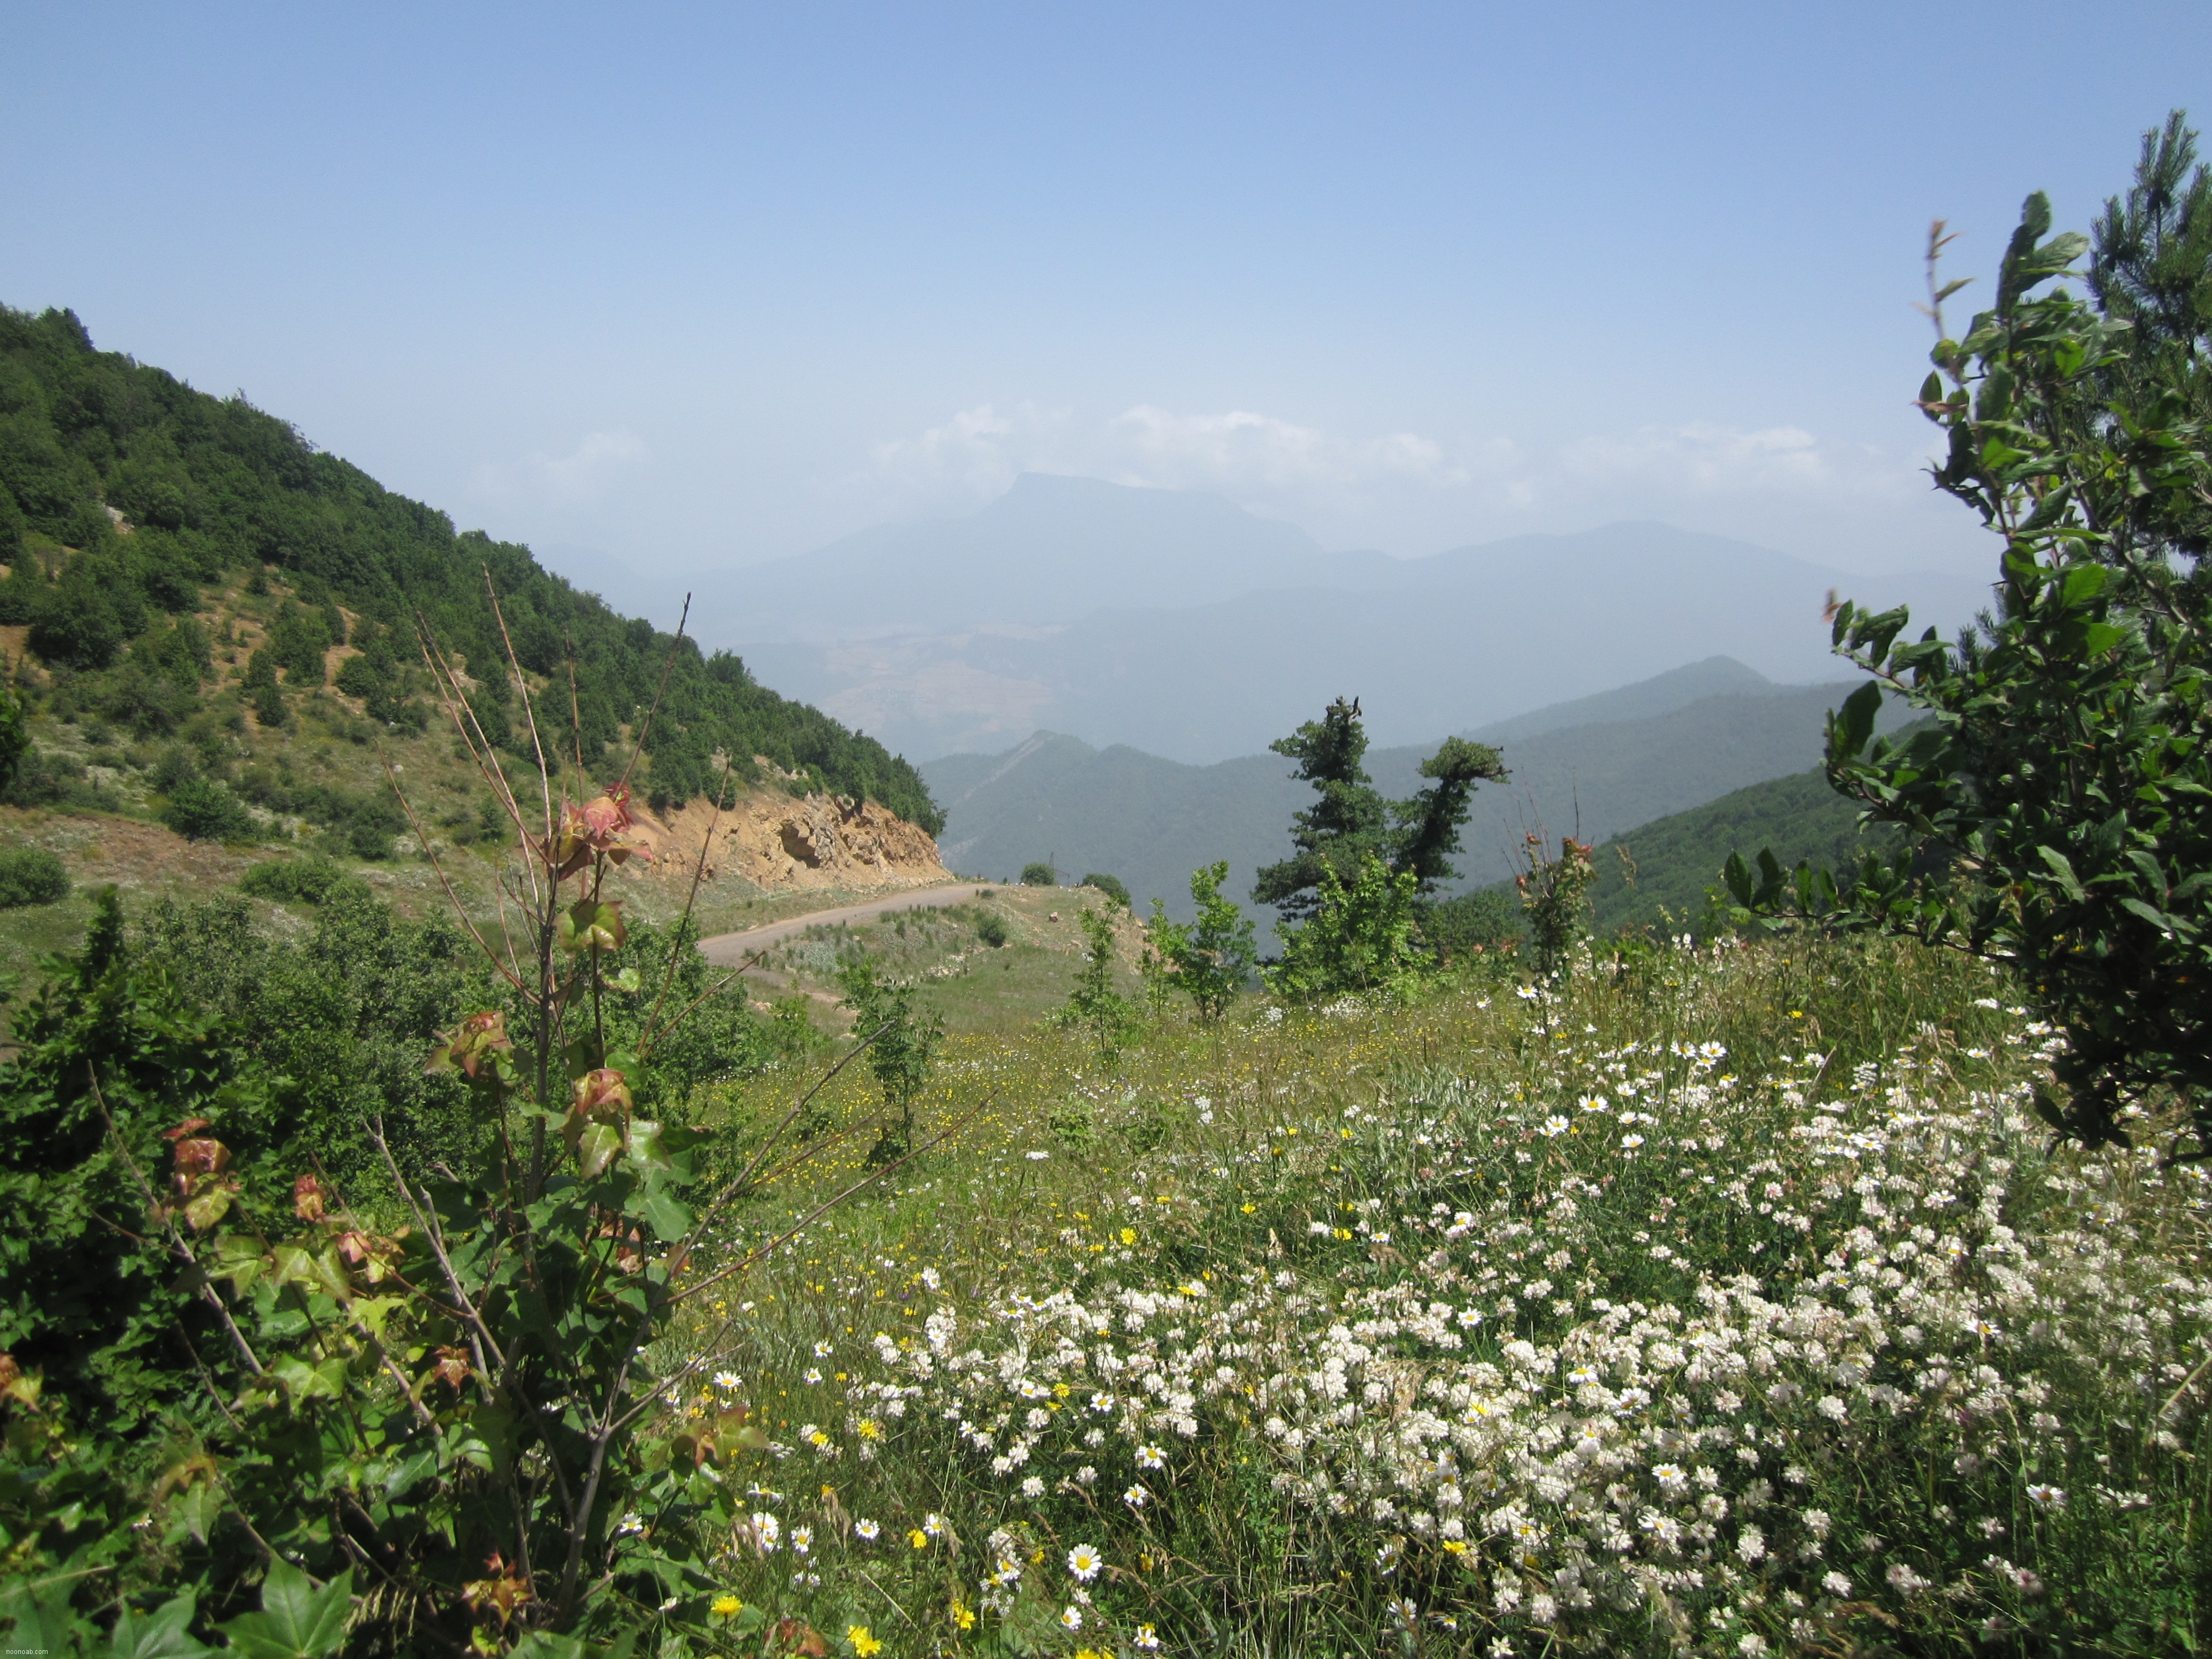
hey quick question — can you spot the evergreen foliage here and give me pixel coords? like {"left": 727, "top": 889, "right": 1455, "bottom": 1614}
{"left": 1254, "top": 697, "right": 1504, "bottom": 996}
{"left": 0, "top": 848, "right": 69, "bottom": 910}
{"left": 1251, "top": 697, "right": 1504, "bottom": 921}
{"left": 0, "top": 304, "right": 941, "bottom": 833}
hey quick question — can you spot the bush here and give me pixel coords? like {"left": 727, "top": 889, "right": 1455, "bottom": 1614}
{"left": 237, "top": 854, "right": 350, "bottom": 906}
{"left": 977, "top": 910, "right": 1009, "bottom": 948}
{"left": 1265, "top": 852, "right": 1425, "bottom": 1001}
{"left": 1421, "top": 886, "right": 1524, "bottom": 959}
{"left": 1081, "top": 871, "right": 1131, "bottom": 909}
{"left": 98, "top": 664, "right": 197, "bottom": 738}
{"left": 0, "top": 747, "right": 117, "bottom": 812}
{"left": 1144, "top": 860, "right": 1259, "bottom": 1021}
{"left": 159, "top": 775, "right": 253, "bottom": 842}
{"left": 0, "top": 847, "right": 69, "bottom": 908}
{"left": 345, "top": 795, "right": 406, "bottom": 859}
{"left": 1021, "top": 861, "right": 1057, "bottom": 886}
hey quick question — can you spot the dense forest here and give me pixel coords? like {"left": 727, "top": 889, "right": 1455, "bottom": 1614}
{"left": 0, "top": 304, "right": 942, "bottom": 832}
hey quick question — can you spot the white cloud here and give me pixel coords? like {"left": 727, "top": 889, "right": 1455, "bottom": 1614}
{"left": 868, "top": 402, "right": 1069, "bottom": 500}
{"left": 472, "top": 430, "right": 647, "bottom": 507}
{"left": 1103, "top": 405, "right": 1464, "bottom": 493}
{"left": 1552, "top": 421, "right": 1914, "bottom": 502}
{"left": 854, "top": 402, "right": 1948, "bottom": 562}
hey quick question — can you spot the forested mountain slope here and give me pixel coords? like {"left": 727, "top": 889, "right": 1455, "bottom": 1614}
{"left": 925, "top": 662, "right": 1888, "bottom": 920}
{"left": 0, "top": 304, "right": 940, "bottom": 832}
{"left": 1509, "top": 765, "right": 1900, "bottom": 936}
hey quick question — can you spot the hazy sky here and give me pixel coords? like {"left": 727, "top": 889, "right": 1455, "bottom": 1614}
{"left": 8, "top": 3, "right": 2206, "bottom": 609}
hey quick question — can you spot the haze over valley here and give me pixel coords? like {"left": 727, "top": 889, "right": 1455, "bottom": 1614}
{"left": 673, "top": 473, "right": 1990, "bottom": 765}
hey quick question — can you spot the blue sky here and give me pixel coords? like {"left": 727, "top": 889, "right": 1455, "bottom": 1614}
{"left": 7, "top": 2, "right": 2206, "bottom": 602}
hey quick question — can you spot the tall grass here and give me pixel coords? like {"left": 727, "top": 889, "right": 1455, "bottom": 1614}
{"left": 660, "top": 936, "right": 2212, "bottom": 1656}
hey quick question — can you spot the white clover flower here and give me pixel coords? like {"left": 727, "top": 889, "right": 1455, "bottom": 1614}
{"left": 1886, "top": 1562, "right": 1931, "bottom": 1593}
{"left": 1020, "top": 1476, "right": 1045, "bottom": 1498}
{"left": 1822, "top": 1570, "right": 1853, "bottom": 1595}
{"left": 1066, "top": 1543, "right": 1103, "bottom": 1581}
{"left": 1735, "top": 1524, "right": 1765, "bottom": 1563}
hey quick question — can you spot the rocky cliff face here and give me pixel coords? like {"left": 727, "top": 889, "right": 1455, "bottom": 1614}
{"left": 635, "top": 785, "right": 950, "bottom": 894}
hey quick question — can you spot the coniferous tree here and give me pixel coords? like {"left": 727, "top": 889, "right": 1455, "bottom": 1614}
{"left": 1253, "top": 698, "right": 1505, "bottom": 920}
{"left": 1251, "top": 697, "right": 1389, "bottom": 921}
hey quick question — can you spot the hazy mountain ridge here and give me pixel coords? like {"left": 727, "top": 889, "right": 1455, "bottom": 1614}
{"left": 720, "top": 479, "right": 1994, "bottom": 764}
{"left": 925, "top": 659, "right": 1895, "bottom": 924}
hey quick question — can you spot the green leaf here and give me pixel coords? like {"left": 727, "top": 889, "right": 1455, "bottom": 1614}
{"left": 1832, "top": 682, "right": 1881, "bottom": 760}
{"left": 170, "top": 1478, "right": 222, "bottom": 1547}
{"left": 0, "top": 1572, "right": 99, "bottom": 1657}
{"left": 2059, "top": 563, "right": 2109, "bottom": 607}
{"left": 625, "top": 1118, "right": 672, "bottom": 1175}
{"left": 1723, "top": 851, "right": 1754, "bottom": 908}
{"left": 641, "top": 1187, "right": 692, "bottom": 1244}
{"left": 2120, "top": 895, "right": 2174, "bottom": 932}
{"left": 506, "top": 1638, "right": 590, "bottom": 1659}
{"left": 108, "top": 1592, "right": 212, "bottom": 1658}
{"left": 578, "top": 1121, "right": 624, "bottom": 1180}
{"left": 559, "top": 896, "right": 628, "bottom": 955}
{"left": 2036, "top": 845, "right": 2086, "bottom": 902}
{"left": 218, "top": 1564, "right": 352, "bottom": 1659}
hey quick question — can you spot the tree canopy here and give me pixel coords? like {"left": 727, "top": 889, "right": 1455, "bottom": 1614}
{"left": 0, "top": 304, "right": 941, "bottom": 832}
{"left": 1739, "top": 111, "right": 2212, "bottom": 1155}
{"left": 1251, "top": 696, "right": 1504, "bottom": 921}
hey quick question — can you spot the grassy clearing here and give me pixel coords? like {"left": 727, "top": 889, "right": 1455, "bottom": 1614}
{"left": 652, "top": 936, "right": 2211, "bottom": 1657}
{"left": 748, "top": 890, "right": 1149, "bottom": 1035}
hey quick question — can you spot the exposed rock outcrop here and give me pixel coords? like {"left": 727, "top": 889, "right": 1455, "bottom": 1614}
{"left": 634, "top": 786, "right": 949, "bottom": 894}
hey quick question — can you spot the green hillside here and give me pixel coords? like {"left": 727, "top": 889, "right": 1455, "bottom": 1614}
{"left": 0, "top": 305, "right": 940, "bottom": 831}
{"left": 1578, "top": 764, "right": 1900, "bottom": 934}
{"left": 925, "top": 666, "right": 1887, "bottom": 920}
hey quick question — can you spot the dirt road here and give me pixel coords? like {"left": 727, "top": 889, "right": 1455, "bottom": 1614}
{"left": 697, "top": 883, "right": 997, "bottom": 967}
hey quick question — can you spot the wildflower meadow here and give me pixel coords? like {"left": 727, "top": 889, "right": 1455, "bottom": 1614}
{"left": 655, "top": 935, "right": 2212, "bottom": 1657}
